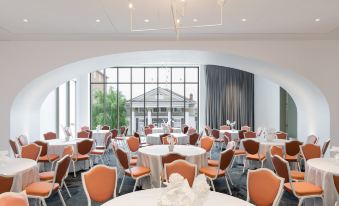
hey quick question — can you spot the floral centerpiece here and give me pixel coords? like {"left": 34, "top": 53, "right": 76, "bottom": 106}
{"left": 167, "top": 135, "right": 175, "bottom": 152}
{"left": 162, "top": 120, "right": 173, "bottom": 134}
{"left": 158, "top": 173, "right": 210, "bottom": 206}
{"left": 96, "top": 125, "right": 101, "bottom": 132}
{"left": 226, "top": 120, "right": 237, "bottom": 131}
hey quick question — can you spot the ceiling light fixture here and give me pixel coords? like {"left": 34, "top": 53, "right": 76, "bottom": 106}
{"left": 128, "top": 0, "right": 228, "bottom": 39}
{"left": 241, "top": 18, "right": 247, "bottom": 22}
{"left": 144, "top": 19, "right": 150, "bottom": 23}
{"left": 95, "top": 19, "right": 101, "bottom": 23}
{"left": 23, "top": 19, "right": 29, "bottom": 23}
{"left": 315, "top": 18, "right": 320, "bottom": 22}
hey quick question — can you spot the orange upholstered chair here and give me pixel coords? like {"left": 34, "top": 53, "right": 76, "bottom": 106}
{"left": 242, "top": 139, "right": 266, "bottom": 172}
{"left": 200, "top": 136, "right": 214, "bottom": 158}
{"left": 159, "top": 153, "right": 186, "bottom": 186}
{"left": 34, "top": 140, "right": 59, "bottom": 170}
{"left": 241, "top": 126, "right": 251, "bottom": 132}
{"left": 220, "top": 125, "right": 230, "bottom": 130}
{"left": 0, "top": 192, "right": 29, "bottom": 206}
{"left": 110, "top": 129, "right": 118, "bottom": 140}
{"left": 182, "top": 125, "right": 189, "bottom": 134}
{"left": 244, "top": 131, "right": 257, "bottom": 138}
{"left": 321, "top": 138, "right": 330, "bottom": 156}
{"left": 189, "top": 133, "right": 199, "bottom": 145}
{"left": 82, "top": 165, "right": 117, "bottom": 206}
{"left": 9, "top": 139, "right": 20, "bottom": 158}
{"left": 21, "top": 143, "right": 41, "bottom": 162}
{"left": 247, "top": 168, "right": 284, "bottom": 206}
{"left": 305, "top": 134, "right": 318, "bottom": 145}
{"left": 0, "top": 175, "right": 14, "bottom": 194}
{"left": 333, "top": 175, "right": 339, "bottom": 206}
{"left": 115, "top": 148, "right": 151, "bottom": 193}
{"left": 270, "top": 146, "right": 284, "bottom": 158}
{"left": 25, "top": 155, "right": 71, "bottom": 206}
{"left": 126, "top": 136, "right": 140, "bottom": 166}
{"left": 165, "top": 160, "right": 197, "bottom": 187}
{"left": 211, "top": 129, "right": 224, "bottom": 150}
{"left": 91, "top": 132, "right": 112, "bottom": 164}
{"left": 300, "top": 144, "right": 322, "bottom": 162}
{"left": 78, "top": 130, "right": 90, "bottom": 139}
{"left": 43, "top": 132, "right": 57, "bottom": 140}
{"left": 276, "top": 132, "right": 288, "bottom": 140}
{"left": 72, "top": 139, "right": 94, "bottom": 177}
{"left": 272, "top": 155, "right": 323, "bottom": 206}
{"left": 285, "top": 140, "right": 303, "bottom": 171}
{"left": 101, "top": 125, "right": 110, "bottom": 130}
{"left": 199, "top": 149, "right": 235, "bottom": 194}
{"left": 17, "top": 135, "right": 28, "bottom": 147}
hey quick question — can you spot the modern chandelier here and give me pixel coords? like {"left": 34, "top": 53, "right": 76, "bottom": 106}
{"left": 128, "top": 0, "right": 227, "bottom": 39}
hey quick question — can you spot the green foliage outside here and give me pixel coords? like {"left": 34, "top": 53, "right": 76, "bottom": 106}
{"left": 91, "top": 87, "right": 128, "bottom": 129}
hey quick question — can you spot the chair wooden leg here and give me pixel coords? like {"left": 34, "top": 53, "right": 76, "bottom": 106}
{"left": 58, "top": 189, "right": 66, "bottom": 206}
{"left": 119, "top": 175, "right": 125, "bottom": 194}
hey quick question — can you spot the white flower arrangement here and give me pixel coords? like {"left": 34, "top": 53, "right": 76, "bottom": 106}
{"left": 158, "top": 173, "right": 210, "bottom": 206}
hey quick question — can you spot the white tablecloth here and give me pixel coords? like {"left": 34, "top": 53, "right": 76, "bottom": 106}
{"left": 0, "top": 158, "right": 39, "bottom": 192}
{"left": 152, "top": 127, "right": 182, "bottom": 134}
{"left": 240, "top": 138, "right": 288, "bottom": 169}
{"left": 46, "top": 139, "right": 90, "bottom": 172}
{"left": 92, "top": 130, "right": 110, "bottom": 146}
{"left": 146, "top": 133, "right": 189, "bottom": 145}
{"left": 137, "top": 145, "right": 207, "bottom": 188}
{"left": 219, "top": 130, "right": 239, "bottom": 140}
{"left": 305, "top": 158, "right": 339, "bottom": 206}
{"left": 102, "top": 188, "right": 254, "bottom": 206}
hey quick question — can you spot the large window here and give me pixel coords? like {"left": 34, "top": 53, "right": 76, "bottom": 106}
{"left": 90, "top": 67, "right": 199, "bottom": 134}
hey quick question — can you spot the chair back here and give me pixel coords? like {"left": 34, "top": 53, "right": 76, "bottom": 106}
{"left": 81, "top": 126, "right": 90, "bottom": 131}
{"left": 103, "top": 132, "right": 112, "bottom": 150}
{"left": 0, "top": 192, "right": 29, "bottom": 206}
{"left": 211, "top": 129, "right": 220, "bottom": 139}
{"left": 241, "top": 126, "right": 251, "bottom": 132}
{"left": 244, "top": 131, "right": 256, "bottom": 138}
{"left": 333, "top": 175, "right": 339, "bottom": 196}
{"left": 161, "top": 153, "right": 186, "bottom": 166}
{"left": 182, "top": 125, "right": 189, "bottom": 134}
{"left": 162, "top": 136, "right": 178, "bottom": 145}
{"left": 17, "top": 135, "right": 27, "bottom": 147}
{"left": 62, "top": 145, "right": 74, "bottom": 157}
{"left": 275, "top": 132, "right": 287, "bottom": 140}
{"left": 43, "top": 132, "right": 57, "bottom": 140}
{"left": 243, "top": 139, "right": 260, "bottom": 155}
{"left": 322, "top": 138, "right": 330, "bottom": 156}
{"left": 78, "top": 131, "right": 90, "bottom": 139}
{"left": 21, "top": 143, "right": 41, "bottom": 161}
{"left": 76, "top": 139, "right": 93, "bottom": 155}
{"left": 127, "top": 136, "right": 140, "bottom": 153}
{"left": 271, "top": 155, "right": 291, "bottom": 183}
{"left": 111, "top": 129, "right": 118, "bottom": 138}
{"left": 84, "top": 130, "right": 93, "bottom": 139}
{"left": 219, "top": 149, "right": 235, "bottom": 171}
{"left": 120, "top": 127, "right": 126, "bottom": 135}
{"left": 9, "top": 139, "right": 19, "bottom": 157}
{"left": 270, "top": 146, "right": 283, "bottom": 158}
{"left": 124, "top": 128, "right": 129, "bottom": 136}
{"left": 204, "top": 127, "right": 211, "bottom": 136}
{"left": 164, "top": 160, "right": 197, "bottom": 187}
{"left": 220, "top": 125, "right": 230, "bottom": 130}
{"left": 247, "top": 168, "right": 284, "bottom": 206}
{"left": 144, "top": 127, "right": 152, "bottom": 136}
{"left": 285, "top": 140, "right": 303, "bottom": 156}
{"left": 224, "top": 132, "right": 232, "bottom": 142}
{"left": 238, "top": 130, "right": 246, "bottom": 140}
{"left": 34, "top": 140, "right": 48, "bottom": 156}
{"left": 101, "top": 125, "right": 110, "bottom": 130}
{"left": 306, "top": 134, "right": 318, "bottom": 145}
{"left": 54, "top": 155, "right": 71, "bottom": 185}
{"left": 189, "top": 133, "right": 199, "bottom": 145}
{"left": 199, "top": 136, "right": 214, "bottom": 152}
{"left": 115, "top": 148, "right": 129, "bottom": 170}
{"left": 82, "top": 165, "right": 117, "bottom": 204}
{"left": 133, "top": 132, "right": 140, "bottom": 138}
{"left": 300, "top": 144, "right": 321, "bottom": 161}
{"left": 0, "top": 175, "right": 14, "bottom": 194}
{"left": 187, "top": 127, "right": 196, "bottom": 135}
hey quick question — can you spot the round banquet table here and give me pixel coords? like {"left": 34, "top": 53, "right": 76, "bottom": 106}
{"left": 305, "top": 158, "right": 339, "bottom": 206}
{"left": 46, "top": 138, "right": 90, "bottom": 172}
{"left": 0, "top": 158, "right": 39, "bottom": 192}
{"left": 102, "top": 188, "right": 254, "bottom": 206}
{"left": 146, "top": 133, "right": 189, "bottom": 145}
{"left": 240, "top": 138, "right": 288, "bottom": 169}
{"left": 137, "top": 145, "right": 207, "bottom": 188}
{"left": 152, "top": 127, "right": 182, "bottom": 134}
{"left": 91, "top": 130, "right": 110, "bottom": 146}
{"left": 219, "top": 129, "right": 239, "bottom": 140}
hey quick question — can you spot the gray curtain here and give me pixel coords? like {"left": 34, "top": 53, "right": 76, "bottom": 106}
{"left": 205, "top": 65, "right": 254, "bottom": 130}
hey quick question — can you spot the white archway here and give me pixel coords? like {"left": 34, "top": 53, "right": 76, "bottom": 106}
{"left": 10, "top": 50, "right": 330, "bottom": 143}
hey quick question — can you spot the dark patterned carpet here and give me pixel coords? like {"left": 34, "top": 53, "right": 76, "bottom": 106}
{"left": 36, "top": 147, "right": 300, "bottom": 206}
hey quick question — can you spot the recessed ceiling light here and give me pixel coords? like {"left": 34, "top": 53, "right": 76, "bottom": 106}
{"left": 315, "top": 18, "right": 320, "bottom": 22}
{"left": 95, "top": 19, "right": 101, "bottom": 23}
{"left": 176, "top": 19, "right": 180, "bottom": 24}
{"left": 241, "top": 18, "right": 247, "bottom": 22}
{"left": 193, "top": 18, "right": 198, "bottom": 22}
{"left": 144, "top": 19, "right": 149, "bottom": 23}
{"left": 23, "top": 19, "right": 29, "bottom": 23}
{"left": 128, "top": 3, "right": 133, "bottom": 9}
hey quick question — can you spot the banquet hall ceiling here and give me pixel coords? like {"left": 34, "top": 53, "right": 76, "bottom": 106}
{"left": 0, "top": 0, "right": 339, "bottom": 40}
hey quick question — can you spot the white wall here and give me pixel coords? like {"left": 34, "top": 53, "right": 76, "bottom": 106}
{"left": 76, "top": 74, "right": 90, "bottom": 131}
{"left": 39, "top": 90, "right": 57, "bottom": 139}
{"left": 0, "top": 40, "right": 336, "bottom": 151}
{"left": 254, "top": 75, "right": 280, "bottom": 131}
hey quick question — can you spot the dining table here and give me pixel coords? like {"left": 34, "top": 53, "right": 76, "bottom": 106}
{"left": 146, "top": 133, "right": 189, "bottom": 145}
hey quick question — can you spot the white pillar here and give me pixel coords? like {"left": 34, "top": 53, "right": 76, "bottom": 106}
{"left": 148, "top": 110, "right": 152, "bottom": 125}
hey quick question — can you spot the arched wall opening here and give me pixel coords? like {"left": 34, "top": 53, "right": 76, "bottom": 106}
{"left": 10, "top": 50, "right": 330, "bottom": 144}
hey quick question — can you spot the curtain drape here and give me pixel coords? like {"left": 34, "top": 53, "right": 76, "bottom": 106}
{"left": 205, "top": 65, "right": 254, "bottom": 130}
